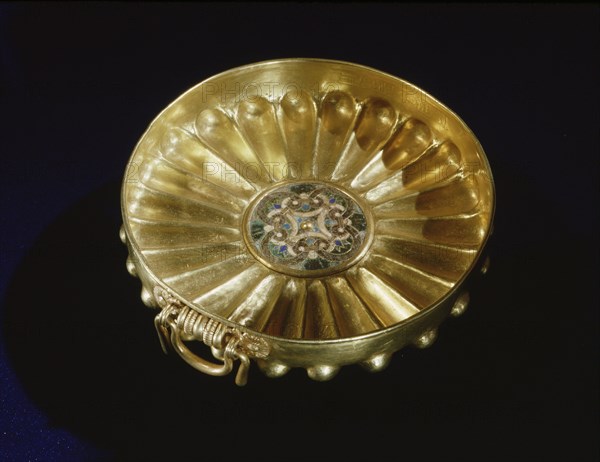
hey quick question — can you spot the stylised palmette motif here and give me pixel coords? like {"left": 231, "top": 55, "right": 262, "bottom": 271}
{"left": 249, "top": 183, "right": 368, "bottom": 271}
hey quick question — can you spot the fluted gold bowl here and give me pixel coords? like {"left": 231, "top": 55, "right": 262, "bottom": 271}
{"left": 120, "top": 58, "right": 494, "bottom": 385}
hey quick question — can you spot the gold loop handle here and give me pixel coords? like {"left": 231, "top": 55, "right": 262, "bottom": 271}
{"left": 152, "top": 291, "right": 264, "bottom": 386}
{"left": 170, "top": 329, "right": 235, "bottom": 377}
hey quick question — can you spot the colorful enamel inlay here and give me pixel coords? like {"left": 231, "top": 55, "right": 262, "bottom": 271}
{"left": 245, "top": 183, "right": 369, "bottom": 275}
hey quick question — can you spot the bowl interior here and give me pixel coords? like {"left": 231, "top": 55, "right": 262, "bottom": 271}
{"left": 122, "top": 59, "right": 494, "bottom": 342}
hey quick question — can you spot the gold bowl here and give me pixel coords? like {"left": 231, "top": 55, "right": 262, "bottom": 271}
{"left": 120, "top": 59, "right": 494, "bottom": 385}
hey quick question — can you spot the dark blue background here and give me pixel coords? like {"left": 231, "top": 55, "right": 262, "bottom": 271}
{"left": 1, "top": 4, "right": 597, "bottom": 461}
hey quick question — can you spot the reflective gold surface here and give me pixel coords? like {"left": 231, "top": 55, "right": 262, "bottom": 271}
{"left": 121, "top": 59, "right": 494, "bottom": 383}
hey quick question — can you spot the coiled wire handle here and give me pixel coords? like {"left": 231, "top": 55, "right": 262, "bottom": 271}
{"left": 153, "top": 287, "right": 267, "bottom": 386}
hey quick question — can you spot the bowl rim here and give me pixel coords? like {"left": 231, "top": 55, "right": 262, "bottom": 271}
{"left": 121, "top": 57, "right": 496, "bottom": 345}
